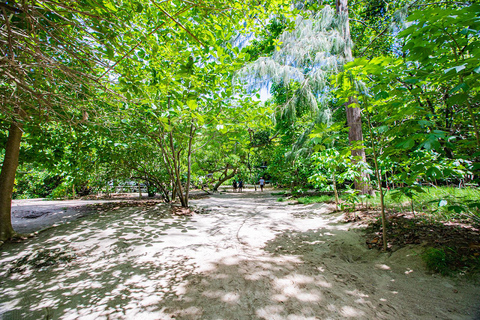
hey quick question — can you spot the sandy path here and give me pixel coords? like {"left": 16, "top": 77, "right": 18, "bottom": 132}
{"left": 11, "top": 198, "right": 126, "bottom": 234}
{"left": 0, "top": 191, "right": 479, "bottom": 319}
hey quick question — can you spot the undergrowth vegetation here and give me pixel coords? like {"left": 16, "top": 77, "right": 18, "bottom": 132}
{"left": 365, "top": 216, "right": 480, "bottom": 276}
{"left": 293, "top": 186, "right": 480, "bottom": 223}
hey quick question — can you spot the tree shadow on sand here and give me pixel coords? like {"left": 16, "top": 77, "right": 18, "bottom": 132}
{"left": 1, "top": 196, "right": 479, "bottom": 320}
{"left": 158, "top": 228, "right": 480, "bottom": 320}
{"left": 0, "top": 205, "right": 199, "bottom": 320}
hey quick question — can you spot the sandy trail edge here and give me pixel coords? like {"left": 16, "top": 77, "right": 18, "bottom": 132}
{"left": 10, "top": 198, "right": 131, "bottom": 234}
{"left": 0, "top": 191, "right": 479, "bottom": 319}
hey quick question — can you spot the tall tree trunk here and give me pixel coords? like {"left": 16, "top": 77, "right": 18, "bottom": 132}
{"left": 0, "top": 120, "right": 23, "bottom": 241}
{"left": 336, "top": 0, "right": 369, "bottom": 194}
{"left": 346, "top": 96, "right": 368, "bottom": 194}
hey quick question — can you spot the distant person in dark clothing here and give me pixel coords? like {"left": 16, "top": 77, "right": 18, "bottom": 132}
{"left": 233, "top": 180, "right": 237, "bottom": 192}
{"left": 238, "top": 180, "right": 243, "bottom": 192}
{"left": 259, "top": 177, "right": 265, "bottom": 191}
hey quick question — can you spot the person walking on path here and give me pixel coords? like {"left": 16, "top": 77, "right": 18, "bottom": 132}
{"left": 238, "top": 180, "right": 243, "bottom": 193}
{"left": 259, "top": 177, "right": 265, "bottom": 192}
{"left": 232, "top": 180, "right": 237, "bottom": 192}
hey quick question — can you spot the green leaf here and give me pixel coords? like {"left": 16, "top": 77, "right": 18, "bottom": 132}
{"left": 106, "top": 46, "right": 114, "bottom": 60}
{"left": 104, "top": 2, "right": 117, "bottom": 11}
{"left": 446, "top": 93, "right": 469, "bottom": 105}
{"left": 187, "top": 100, "right": 197, "bottom": 110}
{"left": 418, "top": 120, "right": 433, "bottom": 127}
{"left": 163, "top": 123, "right": 172, "bottom": 132}
{"left": 404, "top": 78, "right": 421, "bottom": 84}
{"left": 401, "top": 139, "right": 415, "bottom": 149}
{"left": 447, "top": 205, "right": 465, "bottom": 213}
{"left": 135, "top": 2, "right": 143, "bottom": 13}
{"left": 449, "top": 83, "right": 468, "bottom": 94}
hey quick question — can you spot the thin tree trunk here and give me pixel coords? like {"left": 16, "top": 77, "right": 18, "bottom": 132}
{"left": 168, "top": 128, "right": 186, "bottom": 207}
{"left": 184, "top": 124, "right": 195, "bottom": 207}
{"left": 247, "top": 152, "right": 257, "bottom": 191}
{"left": 152, "top": 98, "right": 183, "bottom": 205}
{"left": 345, "top": 97, "right": 368, "bottom": 193}
{"left": 153, "top": 133, "right": 177, "bottom": 202}
{"left": 467, "top": 103, "right": 480, "bottom": 148}
{"left": 0, "top": 120, "right": 23, "bottom": 241}
{"left": 171, "top": 181, "right": 177, "bottom": 202}
{"left": 336, "top": 0, "right": 369, "bottom": 195}
{"left": 366, "top": 109, "right": 388, "bottom": 251}
{"left": 332, "top": 171, "right": 339, "bottom": 211}
{"left": 153, "top": 124, "right": 184, "bottom": 206}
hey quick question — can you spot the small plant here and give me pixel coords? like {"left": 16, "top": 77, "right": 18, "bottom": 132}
{"left": 277, "top": 197, "right": 284, "bottom": 202}
{"left": 309, "top": 148, "right": 370, "bottom": 210}
{"left": 390, "top": 185, "right": 425, "bottom": 216}
{"left": 422, "top": 247, "right": 450, "bottom": 275}
{"left": 340, "top": 189, "right": 360, "bottom": 212}
{"left": 291, "top": 187, "right": 308, "bottom": 197}
{"left": 431, "top": 196, "right": 480, "bottom": 223}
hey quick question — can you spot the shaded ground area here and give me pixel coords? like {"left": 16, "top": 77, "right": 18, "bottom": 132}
{"left": 1, "top": 191, "right": 480, "bottom": 319}
{"left": 11, "top": 198, "right": 126, "bottom": 234}
{"left": 11, "top": 192, "right": 207, "bottom": 235}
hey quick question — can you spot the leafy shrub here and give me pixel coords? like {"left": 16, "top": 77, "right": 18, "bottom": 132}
{"left": 14, "top": 169, "right": 62, "bottom": 199}
{"left": 49, "top": 181, "right": 72, "bottom": 199}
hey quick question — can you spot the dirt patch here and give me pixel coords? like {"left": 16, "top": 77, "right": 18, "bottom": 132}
{"left": 364, "top": 214, "right": 480, "bottom": 274}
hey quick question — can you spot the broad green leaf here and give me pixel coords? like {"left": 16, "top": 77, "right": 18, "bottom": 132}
{"left": 187, "top": 100, "right": 197, "bottom": 110}
{"left": 449, "top": 83, "right": 468, "bottom": 94}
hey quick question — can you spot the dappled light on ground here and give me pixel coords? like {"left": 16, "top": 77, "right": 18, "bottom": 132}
{"left": 1, "top": 192, "right": 479, "bottom": 319}
{"left": 1, "top": 204, "right": 196, "bottom": 319}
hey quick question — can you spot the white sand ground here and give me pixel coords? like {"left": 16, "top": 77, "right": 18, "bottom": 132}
{"left": 0, "top": 191, "right": 479, "bottom": 319}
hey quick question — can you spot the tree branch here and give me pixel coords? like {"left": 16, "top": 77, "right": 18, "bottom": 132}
{"left": 151, "top": 0, "right": 206, "bottom": 48}
{"left": 98, "top": 6, "right": 192, "bottom": 80}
